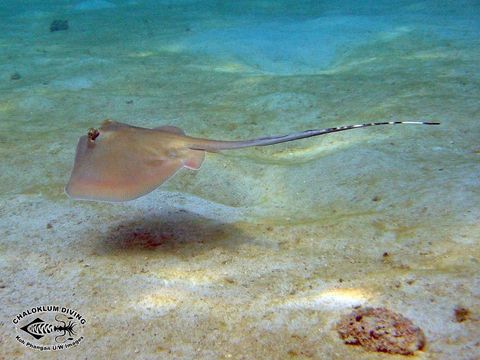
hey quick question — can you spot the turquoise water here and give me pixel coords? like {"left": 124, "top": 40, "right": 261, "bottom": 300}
{"left": 1, "top": 1, "right": 479, "bottom": 359}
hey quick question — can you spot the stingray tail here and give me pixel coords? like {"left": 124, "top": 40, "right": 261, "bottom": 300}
{"left": 188, "top": 121, "right": 440, "bottom": 151}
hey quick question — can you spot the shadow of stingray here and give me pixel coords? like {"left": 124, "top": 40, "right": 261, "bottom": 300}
{"left": 94, "top": 208, "right": 249, "bottom": 257}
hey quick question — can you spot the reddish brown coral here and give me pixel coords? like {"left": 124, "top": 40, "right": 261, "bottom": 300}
{"left": 336, "top": 307, "right": 426, "bottom": 355}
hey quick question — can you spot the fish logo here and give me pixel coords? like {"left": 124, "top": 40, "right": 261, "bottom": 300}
{"left": 20, "top": 315, "right": 77, "bottom": 342}
{"left": 13, "top": 305, "right": 86, "bottom": 352}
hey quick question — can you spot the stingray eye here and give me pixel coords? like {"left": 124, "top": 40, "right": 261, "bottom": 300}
{"left": 87, "top": 128, "right": 100, "bottom": 142}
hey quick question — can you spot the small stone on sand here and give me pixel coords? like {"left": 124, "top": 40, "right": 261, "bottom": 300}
{"left": 454, "top": 306, "right": 471, "bottom": 322}
{"left": 50, "top": 19, "right": 69, "bottom": 32}
{"left": 10, "top": 72, "right": 21, "bottom": 80}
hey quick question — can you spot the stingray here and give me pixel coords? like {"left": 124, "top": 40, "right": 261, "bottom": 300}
{"left": 66, "top": 119, "right": 439, "bottom": 202}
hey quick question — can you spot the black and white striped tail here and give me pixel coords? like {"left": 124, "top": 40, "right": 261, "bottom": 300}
{"left": 312, "top": 121, "right": 440, "bottom": 135}
{"left": 244, "top": 121, "right": 440, "bottom": 148}
{"left": 193, "top": 121, "right": 440, "bottom": 151}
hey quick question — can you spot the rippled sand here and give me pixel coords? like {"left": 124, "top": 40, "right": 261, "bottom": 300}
{"left": 1, "top": 1, "right": 479, "bottom": 359}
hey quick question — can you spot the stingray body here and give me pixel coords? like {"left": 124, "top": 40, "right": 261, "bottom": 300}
{"left": 66, "top": 119, "right": 439, "bottom": 202}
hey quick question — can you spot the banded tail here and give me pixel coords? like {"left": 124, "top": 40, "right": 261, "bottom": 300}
{"left": 188, "top": 121, "right": 440, "bottom": 151}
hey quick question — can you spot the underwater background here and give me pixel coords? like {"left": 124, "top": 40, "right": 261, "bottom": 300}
{"left": 1, "top": 0, "right": 479, "bottom": 358}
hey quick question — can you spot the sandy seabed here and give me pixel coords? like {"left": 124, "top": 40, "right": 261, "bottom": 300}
{"left": 1, "top": 1, "right": 479, "bottom": 359}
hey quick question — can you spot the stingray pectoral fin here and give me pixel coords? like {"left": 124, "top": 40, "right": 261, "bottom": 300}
{"left": 65, "top": 135, "right": 183, "bottom": 202}
{"left": 183, "top": 149, "right": 205, "bottom": 170}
